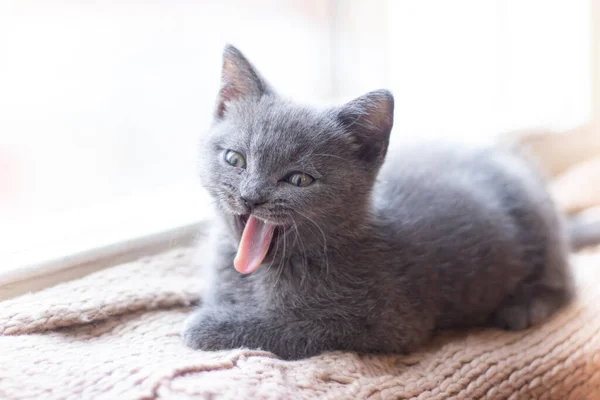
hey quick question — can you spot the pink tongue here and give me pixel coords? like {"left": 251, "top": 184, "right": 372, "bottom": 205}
{"left": 234, "top": 215, "right": 275, "bottom": 274}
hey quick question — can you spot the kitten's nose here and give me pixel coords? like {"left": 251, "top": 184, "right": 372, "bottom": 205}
{"left": 240, "top": 195, "right": 267, "bottom": 209}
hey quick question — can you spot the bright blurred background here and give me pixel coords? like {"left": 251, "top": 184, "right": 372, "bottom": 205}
{"left": 0, "top": 0, "right": 597, "bottom": 270}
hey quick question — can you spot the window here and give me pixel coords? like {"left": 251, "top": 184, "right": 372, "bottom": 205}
{"left": 0, "top": 1, "right": 334, "bottom": 286}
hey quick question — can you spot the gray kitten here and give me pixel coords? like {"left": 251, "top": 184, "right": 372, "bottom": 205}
{"left": 182, "top": 45, "right": 595, "bottom": 360}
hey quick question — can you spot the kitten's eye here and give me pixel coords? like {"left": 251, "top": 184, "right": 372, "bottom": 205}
{"left": 224, "top": 150, "right": 246, "bottom": 168}
{"left": 286, "top": 172, "right": 315, "bottom": 187}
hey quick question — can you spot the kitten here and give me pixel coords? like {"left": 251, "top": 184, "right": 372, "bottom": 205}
{"left": 182, "top": 45, "right": 587, "bottom": 360}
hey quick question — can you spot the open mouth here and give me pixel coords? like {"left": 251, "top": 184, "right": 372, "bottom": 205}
{"left": 237, "top": 215, "right": 288, "bottom": 247}
{"left": 233, "top": 214, "right": 290, "bottom": 274}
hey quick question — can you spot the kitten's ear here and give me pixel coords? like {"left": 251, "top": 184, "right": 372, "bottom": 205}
{"left": 215, "top": 45, "right": 273, "bottom": 119}
{"left": 337, "top": 90, "right": 394, "bottom": 163}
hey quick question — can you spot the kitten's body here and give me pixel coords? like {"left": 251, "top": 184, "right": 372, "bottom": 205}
{"left": 183, "top": 46, "right": 574, "bottom": 360}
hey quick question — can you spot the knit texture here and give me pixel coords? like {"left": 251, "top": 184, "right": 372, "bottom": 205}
{"left": 1, "top": 247, "right": 599, "bottom": 399}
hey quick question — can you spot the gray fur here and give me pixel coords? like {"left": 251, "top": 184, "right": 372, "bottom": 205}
{"left": 182, "top": 45, "right": 576, "bottom": 360}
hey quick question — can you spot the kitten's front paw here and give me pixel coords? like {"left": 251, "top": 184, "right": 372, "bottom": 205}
{"left": 181, "top": 309, "right": 234, "bottom": 351}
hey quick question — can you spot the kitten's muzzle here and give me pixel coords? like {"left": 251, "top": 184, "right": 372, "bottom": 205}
{"left": 240, "top": 196, "right": 267, "bottom": 210}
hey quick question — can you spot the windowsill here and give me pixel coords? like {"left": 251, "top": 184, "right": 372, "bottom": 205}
{"left": 0, "top": 184, "right": 211, "bottom": 300}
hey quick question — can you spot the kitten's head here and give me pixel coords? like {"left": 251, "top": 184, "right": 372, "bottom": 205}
{"left": 200, "top": 45, "right": 394, "bottom": 273}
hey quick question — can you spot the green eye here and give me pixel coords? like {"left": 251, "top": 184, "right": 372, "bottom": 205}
{"left": 224, "top": 150, "right": 246, "bottom": 168}
{"left": 286, "top": 172, "right": 315, "bottom": 187}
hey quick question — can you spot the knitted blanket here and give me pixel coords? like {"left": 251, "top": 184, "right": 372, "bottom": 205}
{"left": 1, "top": 247, "right": 599, "bottom": 400}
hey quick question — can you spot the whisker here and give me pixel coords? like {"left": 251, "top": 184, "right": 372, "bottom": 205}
{"left": 265, "top": 230, "right": 281, "bottom": 275}
{"left": 274, "top": 228, "right": 287, "bottom": 287}
{"left": 296, "top": 211, "right": 330, "bottom": 277}
{"left": 289, "top": 213, "right": 309, "bottom": 285}
{"left": 268, "top": 203, "right": 293, "bottom": 208}
{"left": 267, "top": 207, "right": 294, "bottom": 214}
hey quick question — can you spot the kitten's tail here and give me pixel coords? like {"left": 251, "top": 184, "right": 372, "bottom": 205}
{"left": 498, "top": 134, "right": 600, "bottom": 251}
{"left": 567, "top": 216, "right": 600, "bottom": 251}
